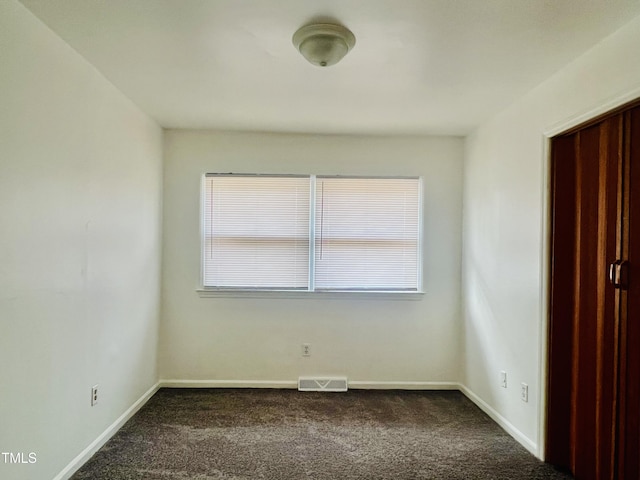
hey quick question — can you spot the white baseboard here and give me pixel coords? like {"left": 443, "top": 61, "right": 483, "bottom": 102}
{"left": 458, "top": 384, "right": 538, "bottom": 456}
{"left": 53, "top": 382, "right": 160, "bottom": 480}
{"left": 160, "top": 379, "right": 298, "bottom": 389}
{"left": 160, "top": 379, "right": 460, "bottom": 391}
{"left": 348, "top": 381, "right": 460, "bottom": 390}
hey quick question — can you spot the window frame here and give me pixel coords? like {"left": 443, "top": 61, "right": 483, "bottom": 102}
{"left": 198, "top": 173, "right": 424, "bottom": 298}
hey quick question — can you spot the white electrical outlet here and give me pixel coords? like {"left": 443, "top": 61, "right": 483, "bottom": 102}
{"left": 521, "top": 383, "right": 528, "bottom": 402}
{"left": 500, "top": 371, "right": 507, "bottom": 388}
{"left": 91, "top": 385, "right": 98, "bottom": 406}
{"left": 302, "top": 343, "right": 311, "bottom": 357}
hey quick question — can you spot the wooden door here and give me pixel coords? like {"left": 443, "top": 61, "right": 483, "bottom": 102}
{"left": 547, "top": 104, "right": 640, "bottom": 479}
{"left": 617, "top": 106, "right": 640, "bottom": 480}
{"left": 547, "top": 114, "right": 623, "bottom": 480}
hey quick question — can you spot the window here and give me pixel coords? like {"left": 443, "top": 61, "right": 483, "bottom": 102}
{"left": 202, "top": 174, "right": 421, "bottom": 293}
{"left": 203, "top": 175, "right": 310, "bottom": 289}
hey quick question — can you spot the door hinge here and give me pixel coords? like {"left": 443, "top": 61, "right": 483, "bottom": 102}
{"left": 609, "top": 260, "right": 629, "bottom": 289}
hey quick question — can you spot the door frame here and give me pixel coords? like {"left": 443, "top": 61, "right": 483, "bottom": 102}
{"left": 539, "top": 92, "right": 640, "bottom": 461}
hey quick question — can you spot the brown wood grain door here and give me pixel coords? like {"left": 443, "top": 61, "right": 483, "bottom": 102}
{"left": 617, "top": 106, "right": 640, "bottom": 480}
{"left": 547, "top": 115, "right": 622, "bottom": 480}
{"left": 546, "top": 103, "right": 640, "bottom": 479}
{"left": 572, "top": 117, "right": 622, "bottom": 480}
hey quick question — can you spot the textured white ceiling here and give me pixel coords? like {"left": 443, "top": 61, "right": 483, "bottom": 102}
{"left": 19, "top": 0, "right": 640, "bottom": 134}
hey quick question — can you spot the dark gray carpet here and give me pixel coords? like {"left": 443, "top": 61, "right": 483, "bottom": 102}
{"left": 72, "top": 389, "right": 573, "bottom": 479}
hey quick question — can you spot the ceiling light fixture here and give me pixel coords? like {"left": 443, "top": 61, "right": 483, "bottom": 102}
{"left": 292, "top": 23, "right": 355, "bottom": 67}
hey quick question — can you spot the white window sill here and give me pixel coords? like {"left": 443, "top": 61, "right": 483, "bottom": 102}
{"left": 196, "top": 289, "right": 425, "bottom": 300}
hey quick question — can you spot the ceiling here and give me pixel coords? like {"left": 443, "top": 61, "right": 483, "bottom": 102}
{"left": 19, "top": 0, "right": 640, "bottom": 135}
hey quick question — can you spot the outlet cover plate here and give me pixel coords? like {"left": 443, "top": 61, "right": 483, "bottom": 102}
{"left": 91, "top": 385, "right": 98, "bottom": 406}
{"left": 521, "top": 383, "right": 528, "bottom": 402}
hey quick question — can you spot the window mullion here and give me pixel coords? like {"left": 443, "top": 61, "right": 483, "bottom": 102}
{"left": 308, "top": 175, "right": 316, "bottom": 292}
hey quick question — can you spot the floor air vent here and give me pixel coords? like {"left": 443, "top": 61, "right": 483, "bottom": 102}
{"left": 298, "top": 377, "right": 348, "bottom": 392}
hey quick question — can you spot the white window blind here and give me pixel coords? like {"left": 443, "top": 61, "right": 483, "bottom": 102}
{"left": 314, "top": 177, "right": 420, "bottom": 291}
{"left": 202, "top": 174, "right": 421, "bottom": 292}
{"left": 203, "top": 175, "right": 310, "bottom": 289}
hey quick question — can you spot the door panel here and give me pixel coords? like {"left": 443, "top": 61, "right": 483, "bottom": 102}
{"left": 547, "top": 115, "right": 623, "bottom": 480}
{"left": 571, "top": 119, "right": 621, "bottom": 480}
{"left": 570, "top": 124, "right": 602, "bottom": 478}
{"left": 618, "top": 106, "right": 640, "bottom": 480}
{"left": 546, "top": 134, "right": 577, "bottom": 469}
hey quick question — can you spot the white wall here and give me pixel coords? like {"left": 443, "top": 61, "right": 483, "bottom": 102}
{"left": 0, "top": 2, "right": 163, "bottom": 479}
{"left": 462, "top": 14, "right": 640, "bottom": 456}
{"left": 161, "top": 131, "right": 463, "bottom": 386}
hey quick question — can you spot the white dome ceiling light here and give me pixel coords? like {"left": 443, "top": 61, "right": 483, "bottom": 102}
{"left": 292, "top": 23, "right": 356, "bottom": 67}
